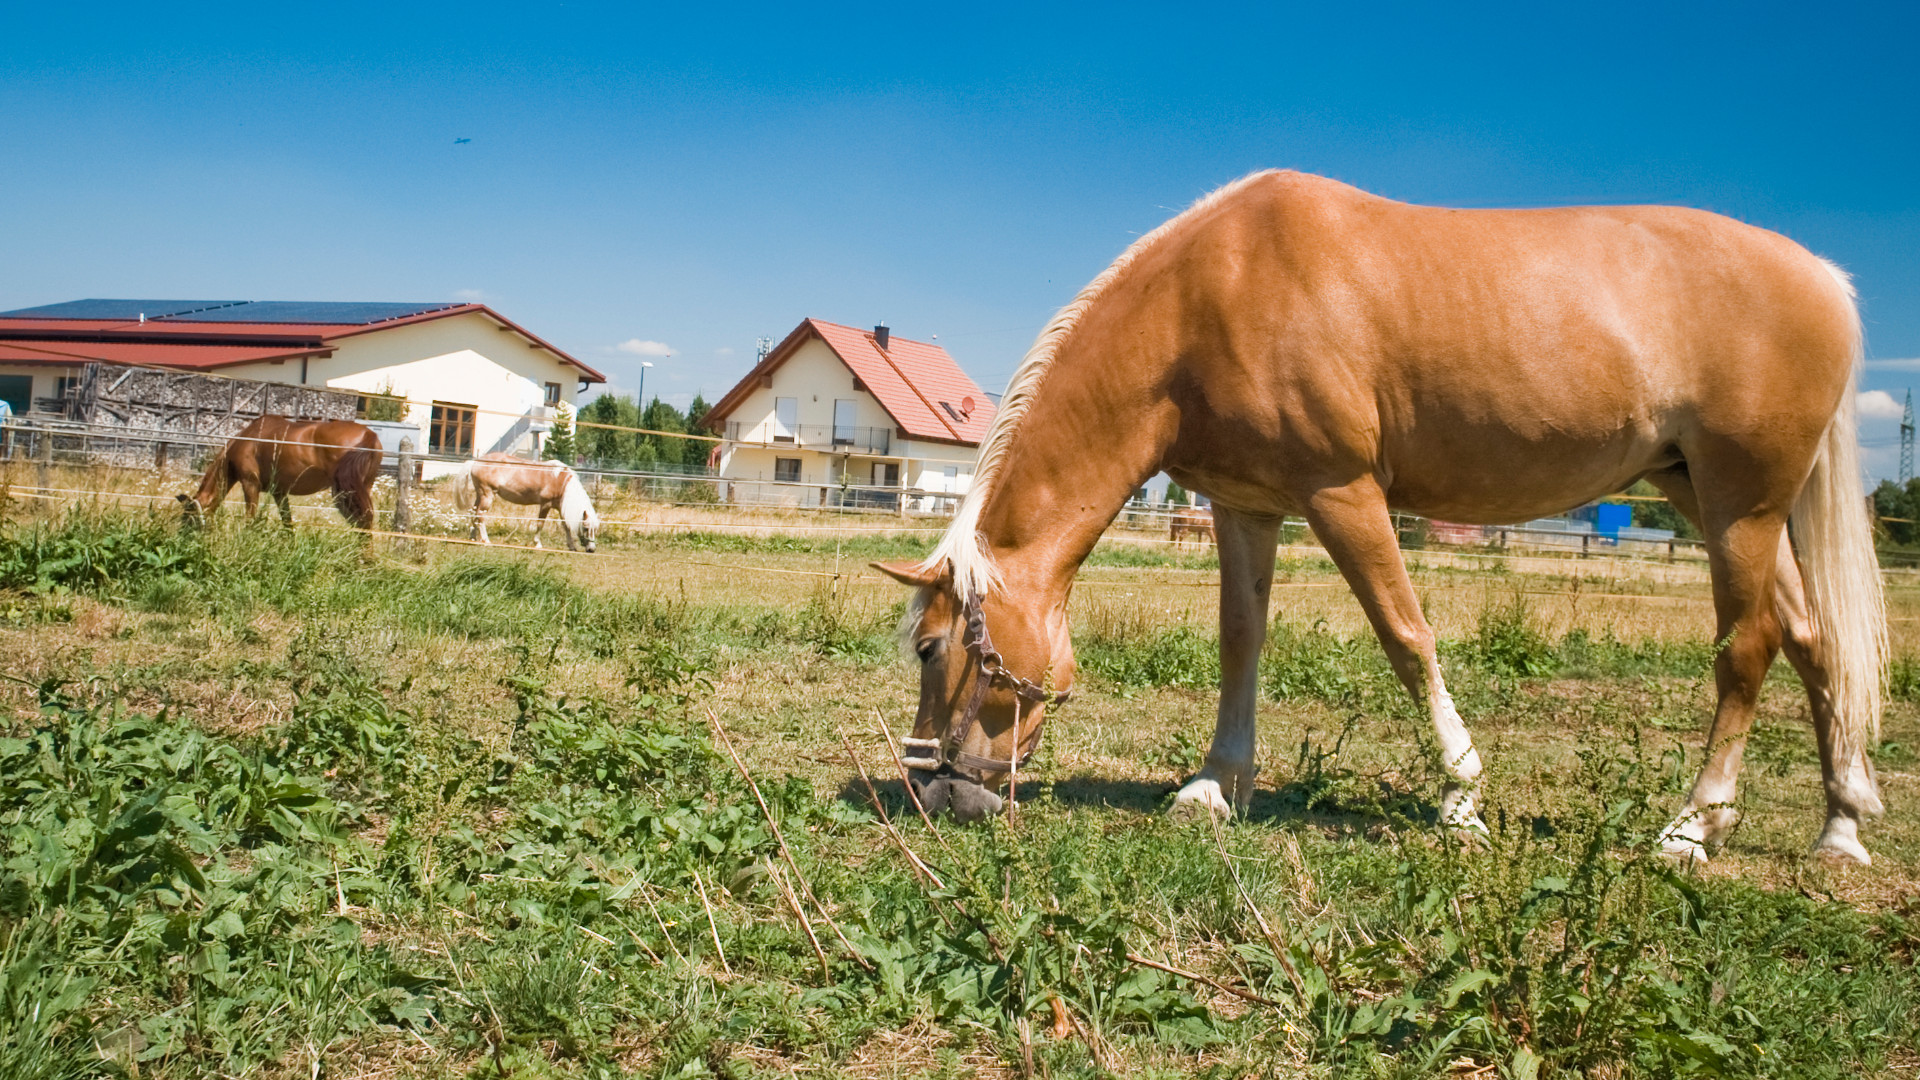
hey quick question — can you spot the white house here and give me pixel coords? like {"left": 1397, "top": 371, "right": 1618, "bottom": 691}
{"left": 0, "top": 299, "right": 605, "bottom": 469}
{"left": 702, "top": 319, "right": 994, "bottom": 510}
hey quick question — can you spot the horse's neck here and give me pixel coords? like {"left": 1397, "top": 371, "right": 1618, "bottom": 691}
{"left": 975, "top": 327, "right": 1177, "bottom": 598}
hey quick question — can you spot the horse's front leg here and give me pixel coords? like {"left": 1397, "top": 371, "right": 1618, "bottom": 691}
{"left": 241, "top": 481, "right": 262, "bottom": 520}
{"left": 533, "top": 504, "right": 552, "bottom": 549}
{"left": 1174, "top": 508, "right": 1282, "bottom": 818}
{"left": 1305, "top": 481, "right": 1486, "bottom": 833}
{"left": 275, "top": 492, "right": 293, "bottom": 527}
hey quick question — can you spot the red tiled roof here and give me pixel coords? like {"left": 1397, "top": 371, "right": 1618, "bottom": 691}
{"left": 704, "top": 319, "right": 995, "bottom": 446}
{"left": 0, "top": 304, "right": 606, "bottom": 382}
{"left": 0, "top": 339, "right": 327, "bottom": 368}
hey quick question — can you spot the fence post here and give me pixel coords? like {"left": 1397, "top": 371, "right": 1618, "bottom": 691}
{"left": 393, "top": 437, "right": 414, "bottom": 544}
{"left": 1581, "top": 533, "right": 1591, "bottom": 558}
{"left": 154, "top": 440, "right": 168, "bottom": 476}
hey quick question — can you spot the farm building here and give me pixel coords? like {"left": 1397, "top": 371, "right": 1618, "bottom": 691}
{"left": 0, "top": 299, "right": 605, "bottom": 465}
{"left": 702, "top": 319, "right": 994, "bottom": 509}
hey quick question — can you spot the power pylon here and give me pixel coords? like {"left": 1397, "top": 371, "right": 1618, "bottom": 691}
{"left": 1902, "top": 389, "right": 1915, "bottom": 485}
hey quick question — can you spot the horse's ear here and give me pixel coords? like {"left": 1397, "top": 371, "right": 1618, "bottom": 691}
{"left": 871, "top": 560, "right": 945, "bottom": 588}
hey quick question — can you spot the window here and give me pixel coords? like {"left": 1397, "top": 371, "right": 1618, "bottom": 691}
{"left": 871, "top": 462, "right": 899, "bottom": 487}
{"left": 0, "top": 375, "right": 30, "bottom": 414}
{"left": 430, "top": 401, "right": 477, "bottom": 456}
{"left": 543, "top": 382, "right": 562, "bottom": 407}
{"left": 833, "top": 399, "right": 857, "bottom": 445}
{"left": 773, "top": 397, "right": 797, "bottom": 442}
{"left": 54, "top": 376, "right": 80, "bottom": 401}
{"left": 942, "top": 465, "right": 959, "bottom": 492}
{"left": 774, "top": 457, "right": 801, "bottom": 483}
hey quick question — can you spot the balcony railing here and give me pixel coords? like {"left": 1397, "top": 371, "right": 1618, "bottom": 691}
{"left": 725, "top": 421, "right": 891, "bottom": 455}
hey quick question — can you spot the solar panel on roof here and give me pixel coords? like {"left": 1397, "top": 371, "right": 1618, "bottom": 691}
{"left": 0, "top": 299, "right": 467, "bottom": 324}
{"left": 167, "top": 301, "right": 463, "bottom": 325}
{"left": 0, "top": 300, "right": 247, "bottom": 320}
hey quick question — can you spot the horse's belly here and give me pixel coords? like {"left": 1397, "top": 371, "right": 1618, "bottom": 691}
{"left": 1383, "top": 428, "right": 1673, "bottom": 524}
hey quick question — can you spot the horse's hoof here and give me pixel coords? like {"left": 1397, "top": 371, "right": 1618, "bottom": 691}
{"left": 1811, "top": 819, "right": 1873, "bottom": 866}
{"left": 1171, "top": 777, "right": 1234, "bottom": 821}
{"left": 1446, "top": 816, "right": 1490, "bottom": 845}
{"left": 1659, "top": 834, "right": 1711, "bottom": 868}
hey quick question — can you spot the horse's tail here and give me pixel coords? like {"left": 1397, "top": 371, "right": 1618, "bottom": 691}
{"left": 449, "top": 459, "right": 478, "bottom": 512}
{"left": 1791, "top": 272, "right": 1887, "bottom": 774}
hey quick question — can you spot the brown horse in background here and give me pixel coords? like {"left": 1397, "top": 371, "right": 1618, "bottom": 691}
{"left": 178, "top": 415, "right": 382, "bottom": 529}
{"left": 1169, "top": 505, "right": 1214, "bottom": 547}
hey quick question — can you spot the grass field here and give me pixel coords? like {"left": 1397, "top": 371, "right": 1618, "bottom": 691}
{"left": 2, "top": 501, "right": 1918, "bottom": 1078}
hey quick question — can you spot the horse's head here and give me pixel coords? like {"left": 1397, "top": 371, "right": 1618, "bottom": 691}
{"left": 873, "top": 558, "right": 1075, "bottom": 822}
{"left": 561, "top": 474, "right": 599, "bottom": 553}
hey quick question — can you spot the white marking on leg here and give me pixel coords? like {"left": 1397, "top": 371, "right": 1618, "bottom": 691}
{"left": 1172, "top": 777, "right": 1233, "bottom": 820}
{"left": 1429, "top": 680, "right": 1485, "bottom": 832}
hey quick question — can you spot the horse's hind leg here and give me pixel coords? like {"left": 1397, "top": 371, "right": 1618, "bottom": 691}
{"left": 1174, "top": 508, "right": 1281, "bottom": 818}
{"left": 1301, "top": 480, "right": 1486, "bottom": 831}
{"left": 1645, "top": 469, "right": 1791, "bottom": 862}
{"left": 472, "top": 486, "right": 493, "bottom": 544}
{"left": 1771, "top": 538, "right": 1882, "bottom": 863}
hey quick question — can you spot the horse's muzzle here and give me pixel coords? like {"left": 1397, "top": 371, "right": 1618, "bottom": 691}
{"left": 908, "top": 767, "right": 1004, "bottom": 823}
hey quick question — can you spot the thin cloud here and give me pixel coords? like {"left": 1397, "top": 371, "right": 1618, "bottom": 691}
{"left": 1863, "top": 357, "right": 1920, "bottom": 371}
{"left": 1858, "top": 389, "right": 1906, "bottom": 420}
{"left": 453, "top": 288, "right": 487, "bottom": 302}
{"left": 616, "top": 338, "right": 673, "bottom": 357}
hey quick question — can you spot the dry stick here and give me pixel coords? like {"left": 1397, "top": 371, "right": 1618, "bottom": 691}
{"left": 767, "top": 854, "right": 832, "bottom": 980}
{"left": 1210, "top": 816, "right": 1309, "bottom": 1002}
{"left": 1124, "top": 952, "right": 1280, "bottom": 1008}
{"left": 691, "top": 868, "right": 732, "bottom": 976}
{"left": 639, "top": 886, "right": 688, "bottom": 967}
{"left": 707, "top": 709, "right": 871, "bottom": 970}
{"left": 874, "top": 712, "right": 952, "bottom": 853}
{"left": 1007, "top": 698, "right": 1022, "bottom": 830}
{"left": 840, "top": 732, "right": 947, "bottom": 889}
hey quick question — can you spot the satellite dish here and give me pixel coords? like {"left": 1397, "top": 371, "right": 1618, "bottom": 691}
{"left": 961, "top": 396, "right": 975, "bottom": 417}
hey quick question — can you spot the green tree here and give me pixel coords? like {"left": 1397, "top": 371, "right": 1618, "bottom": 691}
{"left": 543, "top": 404, "right": 578, "bottom": 464}
{"left": 1165, "top": 481, "right": 1189, "bottom": 506}
{"left": 1620, "top": 480, "right": 1699, "bottom": 540}
{"left": 1874, "top": 479, "right": 1918, "bottom": 546}
{"left": 682, "top": 394, "right": 712, "bottom": 467}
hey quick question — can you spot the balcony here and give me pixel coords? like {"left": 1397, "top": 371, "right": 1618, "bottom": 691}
{"left": 725, "top": 421, "right": 891, "bottom": 455}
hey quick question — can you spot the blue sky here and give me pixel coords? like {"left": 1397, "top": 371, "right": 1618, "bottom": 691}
{"left": 4, "top": 2, "right": 1917, "bottom": 474}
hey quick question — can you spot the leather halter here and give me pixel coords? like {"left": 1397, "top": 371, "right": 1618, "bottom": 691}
{"left": 900, "top": 591, "right": 1072, "bottom": 782}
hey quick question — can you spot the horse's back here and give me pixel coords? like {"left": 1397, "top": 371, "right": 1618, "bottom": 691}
{"left": 1152, "top": 173, "right": 1860, "bottom": 521}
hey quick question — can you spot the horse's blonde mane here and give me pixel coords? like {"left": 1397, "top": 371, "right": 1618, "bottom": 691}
{"left": 919, "top": 170, "right": 1280, "bottom": 600}
{"left": 560, "top": 469, "right": 599, "bottom": 528}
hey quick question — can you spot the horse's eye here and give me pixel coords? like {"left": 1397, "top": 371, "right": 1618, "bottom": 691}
{"left": 915, "top": 639, "right": 940, "bottom": 662}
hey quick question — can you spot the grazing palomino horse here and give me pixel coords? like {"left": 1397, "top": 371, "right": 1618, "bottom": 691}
{"left": 178, "top": 415, "right": 382, "bottom": 529}
{"left": 876, "top": 170, "right": 1887, "bottom": 865}
{"left": 448, "top": 455, "right": 600, "bottom": 552}
{"left": 1169, "top": 505, "right": 1214, "bottom": 547}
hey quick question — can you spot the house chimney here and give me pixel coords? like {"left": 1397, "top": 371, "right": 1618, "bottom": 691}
{"left": 873, "top": 323, "right": 890, "bottom": 350}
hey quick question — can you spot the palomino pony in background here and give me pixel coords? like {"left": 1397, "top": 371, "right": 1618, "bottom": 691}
{"left": 178, "top": 415, "right": 382, "bottom": 529}
{"left": 876, "top": 170, "right": 1887, "bottom": 866}
{"left": 449, "top": 455, "right": 600, "bottom": 552}
{"left": 1169, "top": 505, "right": 1214, "bottom": 547}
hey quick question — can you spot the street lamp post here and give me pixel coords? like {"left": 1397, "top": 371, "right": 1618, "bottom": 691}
{"left": 637, "top": 361, "right": 654, "bottom": 412}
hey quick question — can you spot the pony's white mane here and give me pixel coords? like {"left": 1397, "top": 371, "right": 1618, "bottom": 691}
{"left": 918, "top": 169, "right": 1280, "bottom": 600}
{"left": 560, "top": 469, "right": 599, "bottom": 529}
